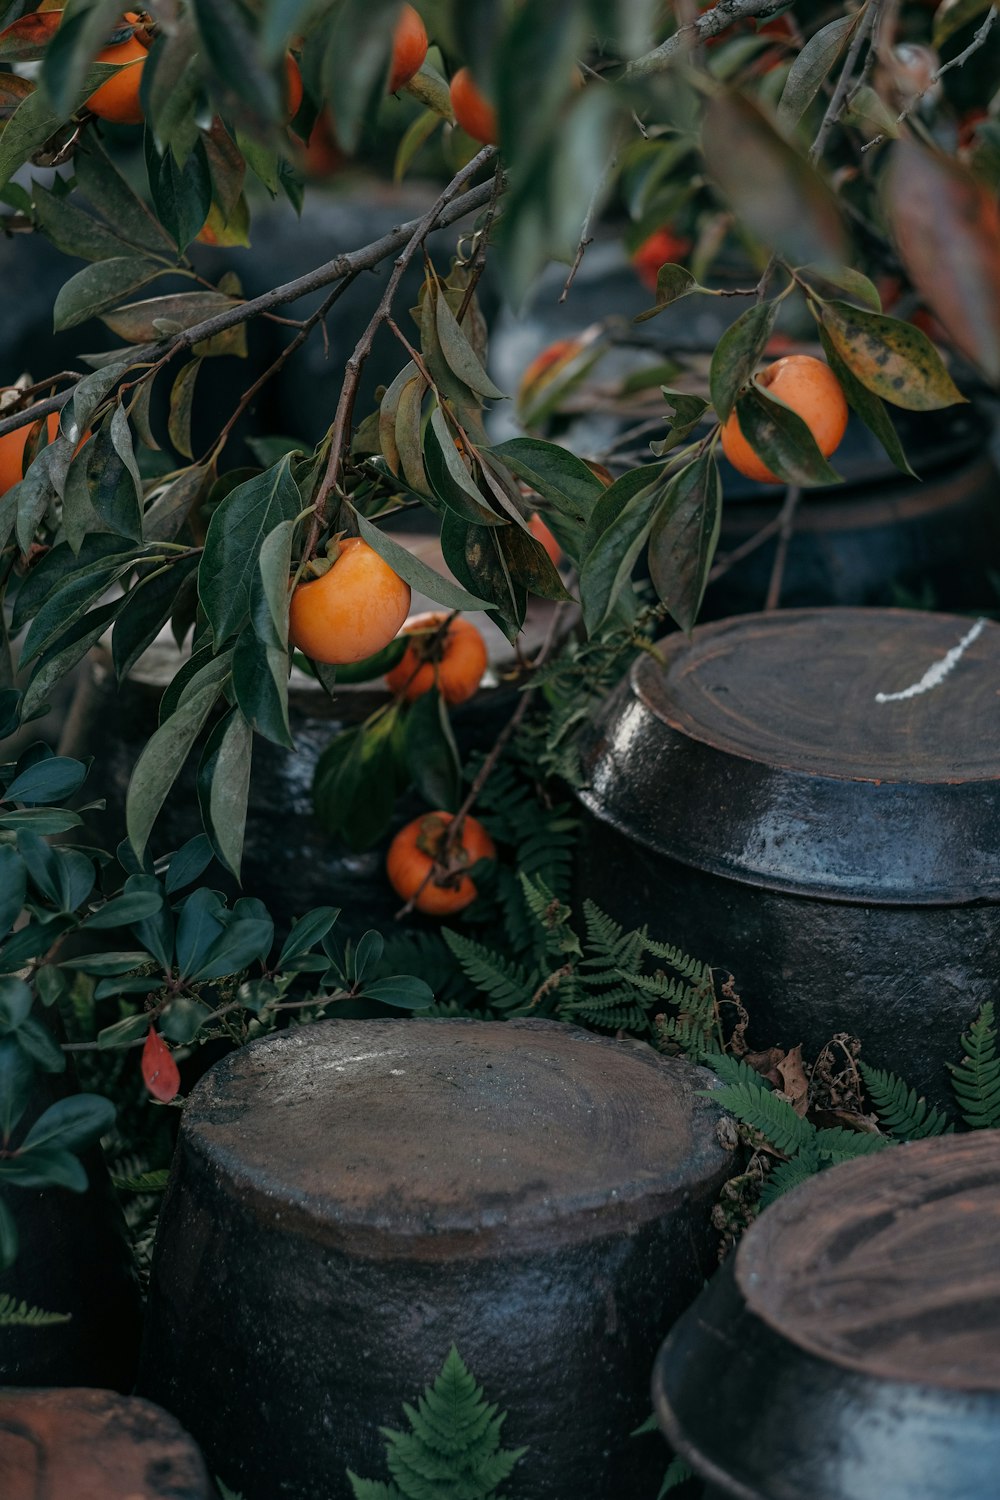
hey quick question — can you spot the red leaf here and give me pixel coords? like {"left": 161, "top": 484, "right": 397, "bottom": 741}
{"left": 885, "top": 137, "right": 1000, "bottom": 386}
{"left": 142, "top": 1028, "right": 180, "bottom": 1103}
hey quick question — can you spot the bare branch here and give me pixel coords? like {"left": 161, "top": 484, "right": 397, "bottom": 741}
{"left": 810, "top": 0, "right": 882, "bottom": 163}
{"left": 0, "top": 162, "right": 497, "bottom": 444}
{"left": 624, "top": 0, "right": 792, "bottom": 79}
{"left": 861, "top": 3, "right": 998, "bottom": 153}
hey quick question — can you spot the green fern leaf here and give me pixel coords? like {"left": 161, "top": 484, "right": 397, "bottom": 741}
{"left": 442, "top": 930, "right": 533, "bottom": 1012}
{"left": 643, "top": 937, "right": 709, "bottom": 985}
{"left": 0, "top": 1293, "right": 71, "bottom": 1327}
{"left": 859, "top": 1063, "right": 953, "bottom": 1140}
{"left": 582, "top": 899, "right": 625, "bottom": 956}
{"left": 658, "top": 1456, "right": 695, "bottom": 1496}
{"left": 366, "top": 1346, "right": 525, "bottom": 1500}
{"left": 813, "top": 1127, "right": 892, "bottom": 1163}
{"left": 949, "top": 1003, "right": 1000, "bottom": 1129}
{"left": 347, "top": 1478, "right": 403, "bottom": 1500}
{"left": 705, "top": 1054, "right": 771, "bottom": 1090}
{"left": 706, "top": 1080, "right": 814, "bottom": 1156}
{"left": 759, "top": 1147, "right": 822, "bottom": 1206}
{"left": 111, "top": 1169, "right": 171, "bottom": 1192}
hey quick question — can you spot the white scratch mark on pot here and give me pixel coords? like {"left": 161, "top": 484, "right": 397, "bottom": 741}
{"left": 875, "top": 618, "right": 987, "bottom": 703}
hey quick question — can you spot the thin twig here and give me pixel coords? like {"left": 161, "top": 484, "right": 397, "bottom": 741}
{"left": 861, "top": 3, "right": 998, "bottom": 153}
{"left": 0, "top": 172, "right": 498, "bottom": 444}
{"left": 810, "top": 0, "right": 882, "bottom": 163}
{"left": 763, "top": 484, "right": 802, "bottom": 610}
{"left": 624, "top": 0, "right": 793, "bottom": 78}
{"left": 708, "top": 513, "right": 784, "bottom": 583}
{"left": 302, "top": 146, "right": 496, "bottom": 561}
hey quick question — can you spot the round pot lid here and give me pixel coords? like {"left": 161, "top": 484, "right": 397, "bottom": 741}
{"left": 578, "top": 608, "right": 1000, "bottom": 905}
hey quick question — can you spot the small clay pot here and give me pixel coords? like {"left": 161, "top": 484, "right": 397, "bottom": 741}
{"left": 654, "top": 1132, "right": 1000, "bottom": 1500}
{"left": 138, "top": 1017, "right": 732, "bottom": 1499}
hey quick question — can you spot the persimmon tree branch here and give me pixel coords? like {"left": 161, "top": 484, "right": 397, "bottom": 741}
{"left": 624, "top": 0, "right": 793, "bottom": 78}
{"left": 810, "top": 0, "right": 882, "bottom": 162}
{"left": 304, "top": 145, "right": 497, "bottom": 559}
{"left": 861, "top": 3, "right": 998, "bottom": 153}
{"left": 0, "top": 166, "right": 498, "bottom": 444}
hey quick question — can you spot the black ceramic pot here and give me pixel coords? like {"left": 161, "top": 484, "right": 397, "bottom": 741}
{"left": 0, "top": 1386, "right": 214, "bottom": 1498}
{"left": 653, "top": 1132, "right": 1000, "bottom": 1500}
{"left": 137, "top": 1018, "right": 731, "bottom": 1500}
{"left": 576, "top": 608, "right": 1000, "bottom": 1112}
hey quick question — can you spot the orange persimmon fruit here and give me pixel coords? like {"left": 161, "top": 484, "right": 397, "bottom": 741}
{"left": 288, "top": 537, "right": 411, "bottom": 665}
{"left": 386, "top": 810, "right": 496, "bottom": 916}
{"left": 385, "top": 611, "right": 488, "bottom": 705}
{"left": 720, "top": 354, "right": 849, "bottom": 484}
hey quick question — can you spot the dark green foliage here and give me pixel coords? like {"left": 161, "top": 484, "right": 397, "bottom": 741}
{"left": 347, "top": 1346, "right": 525, "bottom": 1500}
{"left": 444, "top": 874, "right": 722, "bottom": 1051}
{"left": 949, "top": 1002, "right": 1000, "bottom": 1129}
{"left": 859, "top": 1062, "right": 954, "bottom": 1140}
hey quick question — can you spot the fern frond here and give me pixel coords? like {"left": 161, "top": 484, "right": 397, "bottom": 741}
{"left": 707, "top": 1081, "right": 814, "bottom": 1156}
{"left": 813, "top": 1127, "right": 892, "bottom": 1163}
{"left": 112, "top": 1169, "right": 170, "bottom": 1192}
{"left": 643, "top": 937, "right": 710, "bottom": 985}
{"left": 442, "top": 930, "right": 533, "bottom": 1012}
{"left": 759, "top": 1147, "right": 822, "bottom": 1207}
{"left": 353, "top": 1346, "right": 526, "bottom": 1500}
{"left": 658, "top": 1456, "right": 695, "bottom": 1496}
{"left": 859, "top": 1063, "right": 953, "bottom": 1141}
{"left": 0, "top": 1294, "right": 71, "bottom": 1327}
{"left": 347, "top": 1478, "right": 402, "bottom": 1500}
{"left": 704, "top": 1054, "right": 772, "bottom": 1090}
{"left": 561, "top": 997, "right": 650, "bottom": 1033}
{"left": 655, "top": 1010, "right": 717, "bottom": 1059}
{"left": 949, "top": 1003, "right": 1000, "bottom": 1129}
{"left": 582, "top": 900, "right": 625, "bottom": 956}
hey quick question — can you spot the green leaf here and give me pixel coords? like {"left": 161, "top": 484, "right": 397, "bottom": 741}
{"left": 496, "top": 0, "right": 586, "bottom": 168}
{"left": 434, "top": 292, "right": 505, "bottom": 400}
{"left": 232, "top": 627, "right": 291, "bottom": 748}
{"left": 82, "top": 889, "right": 165, "bottom": 930}
{"left": 160, "top": 995, "right": 214, "bottom": 1044}
{"left": 103, "top": 292, "right": 240, "bottom": 345}
{"left": 796, "top": 263, "right": 882, "bottom": 312}
{"left": 22, "top": 1094, "right": 115, "bottom": 1154}
{"left": 776, "top": 14, "right": 858, "bottom": 129}
{"left": 323, "top": 0, "right": 400, "bottom": 153}
{"left": 579, "top": 463, "right": 663, "bottom": 633}
{"left": 0, "top": 1145, "right": 88, "bottom": 1192}
{"left": 650, "top": 389, "right": 711, "bottom": 456}
{"left": 731, "top": 383, "right": 842, "bottom": 485}
{"left": 197, "top": 705, "right": 254, "bottom": 879}
{"left": 145, "top": 132, "right": 213, "bottom": 251}
{"left": 74, "top": 137, "right": 176, "bottom": 257}
{"left": 189, "top": 914, "right": 274, "bottom": 983}
{"left": 3, "top": 756, "right": 87, "bottom": 806}
{"left": 424, "top": 408, "right": 504, "bottom": 527}
{"left": 487, "top": 437, "right": 603, "bottom": 525}
{"left": 439, "top": 514, "right": 524, "bottom": 642}
{"left": 38, "top": 0, "right": 124, "bottom": 117}
{"left": 633, "top": 263, "right": 699, "bottom": 324}
{"left": 702, "top": 92, "right": 847, "bottom": 269}
{"left": 0, "top": 1198, "right": 18, "bottom": 1272}
{"left": 710, "top": 300, "right": 778, "bottom": 424}
{"left": 98, "top": 1012, "right": 154, "bottom": 1049}
{"left": 192, "top": 0, "right": 281, "bottom": 119}
{"left": 0, "top": 847, "right": 26, "bottom": 938}
{"left": 817, "top": 325, "right": 916, "bottom": 478}
{"left": 819, "top": 300, "right": 967, "bottom": 411}
{"left": 277, "top": 907, "right": 340, "bottom": 969}
{"left": 313, "top": 715, "right": 400, "bottom": 852}
{"left": 933, "top": 0, "right": 992, "bottom": 48}
{"left": 86, "top": 409, "right": 143, "bottom": 541}
{"left": 349, "top": 506, "right": 492, "bottom": 611}
{"left": 112, "top": 554, "right": 201, "bottom": 681}
{"left": 164, "top": 834, "right": 215, "bottom": 895}
{"left": 167, "top": 358, "right": 201, "bottom": 460}
{"left": 0, "top": 61, "right": 114, "bottom": 189}
{"left": 405, "top": 688, "right": 461, "bottom": 811}
{"left": 0, "top": 976, "right": 32, "bottom": 1033}
{"left": 126, "top": 682, "right": 220, "bottom": 861}
{"left": 21, "top": 599, "right": 124, "bottom": 721}
{"left": 360, "top": 975, "right": 434, "bottom": 1011}
{"left": 199, "top": 457, "right": 301, "bottom": 646}
{"left": 31, "top": 180, "right": 135, "bottom": 263}
{"left": 647, "top": 453, "right": 722, "bottom": 633}
{"left": 14, "top": 1015, "right": 65, "bottom": 1073}
{"left": 0, "top": 1036, "right": 34, "bottom": 1138}
{"left": 53, "top": 257, "right": 166, "bottom": 333}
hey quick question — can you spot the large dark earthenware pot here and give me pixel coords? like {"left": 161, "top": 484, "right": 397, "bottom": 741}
{"left": 653, "top": 1133, "right": 1000, "bottom": 1500}
{"left": 137, "top": 1018, "right": 731, "bottom": 1500}
{"left": 0, "top": 1386, "right": 214, "bottom": 1498}
{"left": 0, "top": 1071, "right": 141, "bottom": 1392}
{"left": 576, "top": 608, "right": 1000, "bottom": 1111}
